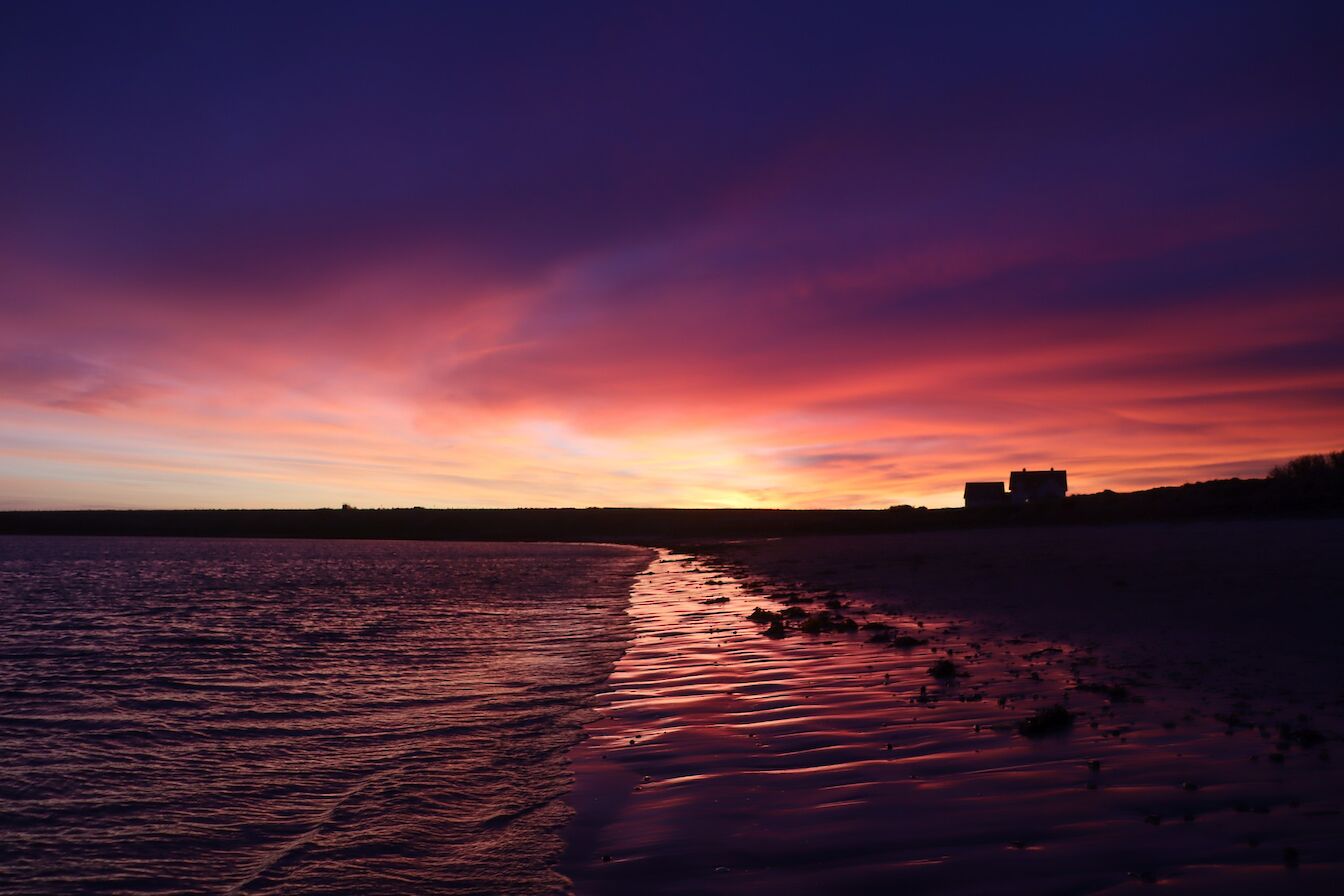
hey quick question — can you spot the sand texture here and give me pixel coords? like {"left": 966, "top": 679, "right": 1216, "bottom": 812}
{"left": 561, "top": 525, "right": 1344, "bottom": 893}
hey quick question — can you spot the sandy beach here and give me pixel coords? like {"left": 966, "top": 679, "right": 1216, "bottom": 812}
{"left": 560, "top": 521, "right": 1344, "bottom": 893}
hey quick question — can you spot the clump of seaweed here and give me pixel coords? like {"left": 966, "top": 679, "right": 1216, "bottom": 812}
{"left": 798, "top": 614, "right": 827, "bottom": 634}
{"left": 1278, "top": 721, "right": 1327, "bottom": 749}
{"left": 746, "top": 589, "right": 865, "bottom": 639}
{"left": 1075, "top": 682, "right": 1138, "bottom": 703}
{"left": 1017, "top": 704, "right": 1075, "bottom": 737}
{"left": 701, "top": 596, "right": 730, "bottom": 605}
{"left": 798, "top": 611, "right": 858, "bottom": 634}
{"left": 1024, "top": 647, "right": 1062, "bottom": 659}
{"left": 928, "top": 659, "right": 958, "bottom": 679}
{"left": 1214, "top": 712, "right": 1254, "bottom": 731}
{"left": 890, "top": 635, "right": 929, "bottom": 648}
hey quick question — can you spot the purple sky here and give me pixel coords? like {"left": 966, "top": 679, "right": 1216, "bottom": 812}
{"left": 2, "top": 2, "right": 1342, "bottom": 508}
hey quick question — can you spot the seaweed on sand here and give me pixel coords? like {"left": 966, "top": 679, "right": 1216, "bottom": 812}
{"left": 1017, "top": 704, "right": 1075, "bottom": 737}
{"left": 1075, "top": 682, "right": 1138, "bottom": 702}
{"left": 928, "top": 659, "right": 958, "bottom": 679}
{"left": 798, "top": 611, "right": 859, "bottom": 635}
{"left": 1278, "top": 722, "right": 1328, "bottom": 749}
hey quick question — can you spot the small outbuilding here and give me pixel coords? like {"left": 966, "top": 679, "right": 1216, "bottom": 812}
{"left": 963, "top": 481, "right": 1008, "bottom": 508}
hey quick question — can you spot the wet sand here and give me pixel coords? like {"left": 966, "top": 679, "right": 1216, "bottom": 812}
{"left": 698, "top": 520, "right": 1344, "bottom": 714}
{"left": 559, "top": 536, "right": 1344, "bottom": 894}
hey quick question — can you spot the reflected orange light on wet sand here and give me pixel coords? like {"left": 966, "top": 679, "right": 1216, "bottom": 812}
{"left": 561, "top": 551, "right": 1344, "bottom": 893}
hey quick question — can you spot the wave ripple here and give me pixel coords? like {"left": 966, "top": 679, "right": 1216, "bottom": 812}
{"left": 0, "top": 536, "right": 650, "bottom": 895}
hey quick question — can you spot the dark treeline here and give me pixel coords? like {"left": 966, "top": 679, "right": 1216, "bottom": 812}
{"left": 2, "top": 454, "right": 1341, "bottom": 542}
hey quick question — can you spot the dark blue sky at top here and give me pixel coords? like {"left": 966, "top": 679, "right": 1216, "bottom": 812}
{"left": 4, "top": 0, "right": 1341, "bottom": 302}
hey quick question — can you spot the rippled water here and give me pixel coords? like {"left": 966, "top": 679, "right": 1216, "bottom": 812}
{"left": 0, "top": 536, "right": 651, "bottom": 894}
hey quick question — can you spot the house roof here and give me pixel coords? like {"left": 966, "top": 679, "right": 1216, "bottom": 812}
{"left": 964, "top": 481, "right": 1005, "bottom": 496}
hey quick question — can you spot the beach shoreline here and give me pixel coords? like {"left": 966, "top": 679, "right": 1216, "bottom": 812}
{"left": 559, "top": 522, "right": 1344, "bottom": 892}
{"left": 686, "top": 518, "right": 1344, "bottom": 715}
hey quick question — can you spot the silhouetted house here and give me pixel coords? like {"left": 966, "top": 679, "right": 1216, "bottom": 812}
{"left": 1009, "top": 468, "right": 1067, "bottom": 505}
{"left": 963, "top": 481, "right": 1008, "bottom": 508}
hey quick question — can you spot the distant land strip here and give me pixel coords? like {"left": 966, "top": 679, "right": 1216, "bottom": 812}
{"left": 3, "top": 473, "right": 1342, "bottom": 541}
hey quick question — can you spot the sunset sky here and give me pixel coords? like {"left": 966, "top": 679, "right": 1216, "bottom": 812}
{"left": 2, "top": 2, "right": 1342, "bottom": 510}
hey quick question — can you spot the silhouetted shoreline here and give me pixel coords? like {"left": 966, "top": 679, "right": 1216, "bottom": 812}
{"left": 2, "top": 472, "right": 1342, "bottom": 541}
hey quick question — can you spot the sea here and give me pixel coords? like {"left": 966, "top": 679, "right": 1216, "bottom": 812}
{"left": 0, "top": 536, "right": 651, "bottom": 894}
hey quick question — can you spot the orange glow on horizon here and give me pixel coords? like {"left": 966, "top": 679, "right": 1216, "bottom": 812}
{"left": 2, "top": 250, "right": 1339, "bottom": 511}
